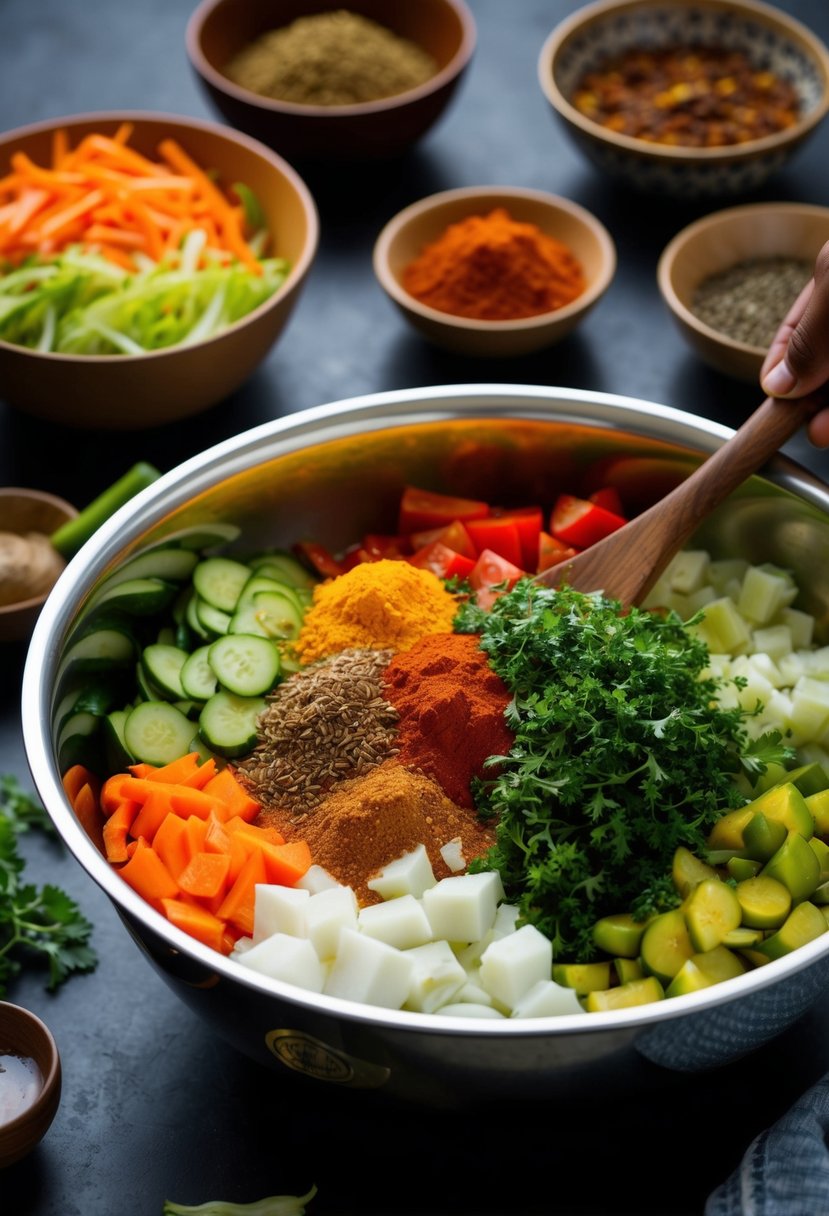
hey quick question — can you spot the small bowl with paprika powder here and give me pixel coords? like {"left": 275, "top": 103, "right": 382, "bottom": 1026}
{"left": 372, "top": 185, "right": 616, "bottom": 357}
{"left": 657, "top": 200, "right": 829, "bottom": 380}
{"left": 185, "top": 0, "right": 477, "bottom": 161}
{"left": 538, "top": 0, "right": 829, "bottom": 198}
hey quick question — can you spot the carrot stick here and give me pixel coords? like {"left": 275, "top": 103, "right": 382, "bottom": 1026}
{"left": 161, "top": 898, "right": 228, "bottom": 952}
{"left": 62, "top": 763, "right": 100, "bottom": 806}
{"left": 202, "top": 767, "right": 260, "bottom": 821}
{"left": 217, "top": 848, "right": 267, "bottom": 936}
{"left": 178, "top": 851, "right": 231, "bottom": 900}
{"left": 153, "top": 812, "right": 190, "bottom": 879}
{"left": 119, "top": 837, "right": 179, "bottom": 911}
{"left": 72, "top": 781, "right": 106, "bottom": 854}
{"left": 260, "top": 839, "right": 312, "bottom": 887}
{"left": 103, "top": 800, "right": 139, "bottom": 863}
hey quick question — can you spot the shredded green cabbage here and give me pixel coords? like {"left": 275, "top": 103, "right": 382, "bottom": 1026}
{"left": 0, "top": 237, "right": 290, "bottom": 355}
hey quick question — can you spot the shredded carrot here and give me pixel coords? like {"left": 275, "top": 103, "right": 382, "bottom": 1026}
{"left": 0, "top": 126, "right": 265, "bottom": 271}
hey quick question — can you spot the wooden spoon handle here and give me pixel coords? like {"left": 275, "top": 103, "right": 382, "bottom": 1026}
{"left": 537, "top": 395, "right": 817, "bottom": 606}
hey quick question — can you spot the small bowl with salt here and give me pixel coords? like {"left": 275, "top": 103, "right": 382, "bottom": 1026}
{"left": 0, "top": 1001, "right": 62, "bottom": 1168}
{"left": 185, "top": 0, "right": 477, "bottom": 161}
{"left": 657, "top": 201, "right": 829, "bottom": 382}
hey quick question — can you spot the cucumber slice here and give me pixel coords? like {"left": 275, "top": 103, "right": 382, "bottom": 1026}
{"left": 124, "top": 701, "right": 196, "bottom": 766}
{"left": 141, "top": 643, "right": 189, "bottom": 700}
{"left": 235, "top": 573, "right": 298, "bottom": 610}
{"left": 198, "top": 691, "right": 266, "bottom": 758}
{"left": 208, "top": 633, "right": 281, "bottom": 696}
{"left": 180, "top": 645, "right": 219, "bottom": 702}
{"left": 103, "top": 708, "right": 137, "bottom": 769}
{"left": 57, "top": 709, "right": 100, "bottom": 771}
{"left": 184, "top": 591, "right": 210, "bottom": 641}
{"left": 95, "top": 546, "right": 199, "bottom": 590}
{"left": 195, "top": 596, "right": 232, "bottom": 637}
{"left": 55, "top": 627, "right": 136, "bottom": 694}
{"left": 192, "top": 557, "right": 252, "bottom": 613}
{"left": 229, "top": 589, "right": 304, "bottom": 640}
{"left": 84, "top": 576, "right": 180, "bottom": 618}
{"left": 251, "top": 550, "right": 318, "bottom": 589}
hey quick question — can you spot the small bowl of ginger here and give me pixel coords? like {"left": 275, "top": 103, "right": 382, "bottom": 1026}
{"left": 0, "top": 487, "right": 77, "bottom": 643}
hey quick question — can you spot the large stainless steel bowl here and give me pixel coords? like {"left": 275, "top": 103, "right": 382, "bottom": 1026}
{"left": 21, "top": 384, "right": 829, "bottom": 1105}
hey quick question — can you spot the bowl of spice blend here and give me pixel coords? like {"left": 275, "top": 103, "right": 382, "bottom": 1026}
{"left": 657, "top": 201, "right": 829, "bottom": 381}
{"left": 538, "top": 0, "right": 829, "bottom": 198}
{"left": 0, "top": 487, "right": 77, "bottom": 644}
{"left": 372, "top": 185, "right": 616, "bottom": 357}
{"left": 185, "top": 0, "right": 476, "bottom": 161}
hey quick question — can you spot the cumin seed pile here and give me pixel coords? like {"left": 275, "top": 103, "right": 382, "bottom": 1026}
{"left": 236, "top": 648, "right": 398, "bottom": 818}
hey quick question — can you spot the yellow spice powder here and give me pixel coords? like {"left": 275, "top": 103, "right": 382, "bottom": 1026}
{"left": 294, "top": 558, "right": 459, "bottom": 663}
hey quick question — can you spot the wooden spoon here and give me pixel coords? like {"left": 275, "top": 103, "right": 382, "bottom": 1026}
{"left": 535, "top": 395, "right": 817, "bottom": 607}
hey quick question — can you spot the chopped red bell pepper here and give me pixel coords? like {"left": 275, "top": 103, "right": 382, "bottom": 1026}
{"left": 489, "top": 506, "right": 544, "bottom": 571}
{"left": 465, "top": 516, "right": 524, "bottom": 568}
{"left": 588, "top": 486, "right": 626, "bottom": 516}
{"left": 550, "top": 494, "right": 626, "bottom": 549}
{"left": 293, "top": 540, "right": 344, "bottom": 579}
{"left": 398, "top": 485, "right": 490, "bottom": 534}
{"left": 468, "top": 548, "right": 525, "bottom": 592}
{"left": 409, "top": 541, "right": 476, "bottom": 580}
{"left": 409, "top": 519, "right": 477, "bottom": 559}
{"left": 537, "top": 531, "right": 579, "bottom": 573}
{"left": 361, "top": 533, "right": 411, "bottom": 560}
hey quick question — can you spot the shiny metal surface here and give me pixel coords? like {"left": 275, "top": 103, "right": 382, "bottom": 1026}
{"left": 21, "top": 384, "right": 829, "bottom": 1102}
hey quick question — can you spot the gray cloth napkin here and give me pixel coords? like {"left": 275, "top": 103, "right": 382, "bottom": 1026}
{"left": 706, "top": 1073, "right": 829, "bottom": 1215}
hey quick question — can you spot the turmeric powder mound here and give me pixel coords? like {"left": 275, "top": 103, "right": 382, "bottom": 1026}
{"left": 294, "top": 558, "right": 459, "bottom": 664}
{"left": 262, "top": 759, "right": 495, "bottom": 905}
{"left": 402, "top": 207, "right": 586, "bottom": 321}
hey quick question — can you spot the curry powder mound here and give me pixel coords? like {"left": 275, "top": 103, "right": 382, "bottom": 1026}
{"left": 293, "top": 559, "right": 459, "bottom": 664}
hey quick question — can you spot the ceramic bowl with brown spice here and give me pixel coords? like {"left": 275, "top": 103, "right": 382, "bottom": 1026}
{"left": 538, "top": 0, "right": 829, "bottom": 198}
{"left": 657, "top": 201, "right": 829, "bottom": 381}
{"left": 186, "top": 0, "right": 477, "bottom": 161}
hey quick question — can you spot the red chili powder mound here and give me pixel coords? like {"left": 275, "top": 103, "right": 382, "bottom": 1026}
{"left": 382, "top": 631, "right": 515, "bottom": 808}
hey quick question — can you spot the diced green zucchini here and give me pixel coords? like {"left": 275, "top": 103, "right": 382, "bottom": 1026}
{"left": 640, "top": 909, "right": 694, "bottom": 984}
{"left": 551, "top": 961, "right": 612, "bottom": 994}
{"left": 592, "top": 912, "right": 647, "bottom": 958}
{"left": 757, "top": 901, "right": 828, "bottom": 961}
{"left": 672, "top": 846, "right": 719, "bottom": 898}
{"left": 583, "top": 977, "right": 664, "bottom": 1012}
{"left": 685, "top": 879, "right": 742, "bottom": 953}
{"left": 83, "top": 576, "right": 179, "bottom": 618}
{"left": 762, "top": 831, "right": 821, "bottom": 902}
{"left": 735, "top": 875, "right": 792, "bottom": 929}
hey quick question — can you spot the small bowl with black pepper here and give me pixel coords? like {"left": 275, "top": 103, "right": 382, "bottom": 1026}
{"left": 185, "top": 0, "right": 476, "bottom": 162}
{"left": 657, "top": 200, "right": 829, "bottom": 381}
{"left": 538, "top": 0, "right": 829, "bottom": 198}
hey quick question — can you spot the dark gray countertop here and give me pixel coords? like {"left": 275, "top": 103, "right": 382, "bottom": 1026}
{"left": 3, "top": 2, "right": 829, "bottom": 1212}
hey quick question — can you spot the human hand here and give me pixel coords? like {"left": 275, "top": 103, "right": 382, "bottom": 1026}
{"left": 761, "top": 241, "right": 829, "bottom": 446}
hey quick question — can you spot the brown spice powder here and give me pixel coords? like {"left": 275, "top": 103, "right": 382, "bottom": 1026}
{"left": 260, "top": 759, "right": 496, "bottom": 906}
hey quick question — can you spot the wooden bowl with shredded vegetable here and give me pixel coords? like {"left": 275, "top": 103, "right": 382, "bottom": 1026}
{"left": 0, "top": 111, "right": 319, "bottom": 429}
{"left": 657, "top": 201, "right": 829, "bottom": 381}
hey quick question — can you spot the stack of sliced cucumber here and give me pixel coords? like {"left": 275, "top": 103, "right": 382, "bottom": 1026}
{"left": 55, "top": 536, "right": 317, "bottom": 772}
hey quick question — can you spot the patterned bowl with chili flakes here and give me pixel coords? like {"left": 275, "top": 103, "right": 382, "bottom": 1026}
{"left": 538, "top": 0, "right": 829, "bottom": 198}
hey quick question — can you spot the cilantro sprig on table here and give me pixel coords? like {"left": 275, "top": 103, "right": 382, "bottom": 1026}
{"left": 0, "top": 774, "right": 97, "bottom": 997}
{"left": 456, "top": 581, "right": 793, "bottom": 961}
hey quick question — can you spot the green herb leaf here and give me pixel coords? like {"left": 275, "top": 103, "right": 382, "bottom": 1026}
{"left": 466, "top": 581, "right": 763, "bottom": 961}
{"left": 0, "top": 778, "right": 97, "bottom": 998}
